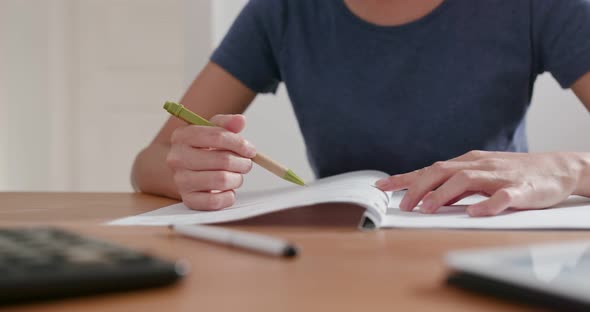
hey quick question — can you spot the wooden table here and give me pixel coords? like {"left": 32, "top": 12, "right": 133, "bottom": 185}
{"left": 1, "top": 192, "right": 589, "bottom": 312}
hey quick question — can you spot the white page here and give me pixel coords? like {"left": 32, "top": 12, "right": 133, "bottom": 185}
{"left": 381, "top": 195, "right": 590, "bottom": 229}
{"left": 108, "top": 170, "right": 389, "bottom": 226}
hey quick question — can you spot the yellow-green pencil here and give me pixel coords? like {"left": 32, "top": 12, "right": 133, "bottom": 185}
{"left": 163, "top": 101, "right": 306, "bottom": 187}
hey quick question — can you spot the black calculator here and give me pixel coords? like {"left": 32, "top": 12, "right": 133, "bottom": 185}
{"left": 0, "top": 227, "right": 186, "bottom": 304}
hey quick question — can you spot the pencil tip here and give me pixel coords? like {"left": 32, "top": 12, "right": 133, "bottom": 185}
{"left": 283, "top": 169, "right": 306, "bottom": 186}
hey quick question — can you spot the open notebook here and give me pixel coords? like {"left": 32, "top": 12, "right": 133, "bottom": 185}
{"left": 109, "top": 170, "right": 590, "bottom": 229}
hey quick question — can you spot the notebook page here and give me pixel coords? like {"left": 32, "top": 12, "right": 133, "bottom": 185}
{"left": 108, "top": 170, "right": 389, "bottom": 226}
{"left": 380, "top": 196, "right": 590, "bottom": 229}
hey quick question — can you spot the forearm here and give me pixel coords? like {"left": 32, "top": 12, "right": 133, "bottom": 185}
{"left": 574, "top": 152, "right": 590, "bottom": 197}
{"left": 131, "top": 143, "right": 180, "bottom": 200}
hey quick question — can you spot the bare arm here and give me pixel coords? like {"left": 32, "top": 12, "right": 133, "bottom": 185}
{"left": 132, "top": 62, "right": 256, "bottom": 199}
{"left": 572, "top": 70, "right": 590, "bottom": 112}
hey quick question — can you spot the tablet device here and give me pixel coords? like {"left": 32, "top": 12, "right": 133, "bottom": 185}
{"left": 446, "top": 240, "right": 590, "bottom": 311}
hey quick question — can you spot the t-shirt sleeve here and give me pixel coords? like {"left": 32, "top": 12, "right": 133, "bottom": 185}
{"left": 532, "top": 0, "right": 590, "bottom": 88}
{"left": 210, "top": 0, "right": 285, "bottom": 93}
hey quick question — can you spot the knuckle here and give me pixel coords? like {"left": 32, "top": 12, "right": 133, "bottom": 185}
{"left": 496, "top": 189, "right": 515, "bottom": 203}
{"left": 479, "top": 158, "right": 503, "bottom": 169}
{"left": 237, "top": 139, "right": 249, "bottom": 154}
{"left": 203, "top": 194, "right": 224, "bottom": 211}
{"left": 455, "top": 170, "right": 476, "bottom": 182}
{"left": 431, "top": 161, "right": 449, "bottom": 174}
{"left": 467, "top": 150, "right": 484, "bottom": 158}
{"left": 213, "top": 171, "right": 232, "bottom": 186}
{"left": 200, "top": 129, "right": 219, "bottom": 146}
{"left": 170, "top": 128, "right": 184, "bottom": 144}
{"left": 210, "top": 130, "right": 226, "bottom": 146}
{"left": 220, "top": 131, "right": 232, "bottom": 145}
{"left": 218, "top": 153, "right": 234, "bottom": 169}
{"left": 166, "top": 151, "right": 183, "bottom": 169}
{"left": 431, "top": 161, "right": 445, "bottom": 169}
{"left": 173, "top": 172, "right": 188, "bottom": 188}
{"left": 209, "top": 114, "right": 223, "bottom": 126}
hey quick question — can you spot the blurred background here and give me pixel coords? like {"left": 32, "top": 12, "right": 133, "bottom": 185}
{"left": 0, "top": 0, "right": 589, "bottom": 193}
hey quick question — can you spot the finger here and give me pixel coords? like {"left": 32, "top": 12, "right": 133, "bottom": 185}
{"left": 418, "top": 170, "right": 495, "bottom": 214}
{"left": 450, "top": 150, "right": 490, "bottom": 162}
{"left": 442, "top": 191, "right": 485, "bottom": 206}
{"left": 209, "top": 114, "right": 247, "bottom": 133}
{"left": 466, "top": 187, "right": 523, "bottom": 217}
{"left": 375, "top": 169, "right": 423, "bottom": 191}
{"left": 400, "top": 161, "right": 475, "bottom": 211}
{"left": 182, "top": 190, "right": 236, "bottom": 211}
{"left": 174, "top": 170, "right": 244, "bottom": 193}
{"left": 167, "top": 146, "right": 253, "bottom": 173}
{"left": 451, "top": 150, "right": 525, "bottom": 162}
{"left": 171, "top": 126, "right": 256, "bottom": 158}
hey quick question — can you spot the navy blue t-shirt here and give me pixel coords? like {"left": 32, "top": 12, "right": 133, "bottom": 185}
{"left": 211, "top": 0, "right": 590, "bottom": 178}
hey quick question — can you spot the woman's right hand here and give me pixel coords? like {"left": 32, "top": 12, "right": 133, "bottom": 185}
{"left": 166, "top": 114, "right": 256, "bottom": 211}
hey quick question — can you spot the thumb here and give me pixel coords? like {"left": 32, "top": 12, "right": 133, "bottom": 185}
{"left": 209, "top": 114, "right": 246, "bottom": 134}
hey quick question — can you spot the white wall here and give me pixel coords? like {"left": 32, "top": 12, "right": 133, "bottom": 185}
{"left": 528, "top": 74, "right": 590, "bottom": 152}
{"left": 0, "top": 0, "right": 54, "bottom": 190}
{"left": 0, "top": 0, "right": 191, "bottom": 192}
{"left": 184, "top": 0, "right": 211, "bottom": 86}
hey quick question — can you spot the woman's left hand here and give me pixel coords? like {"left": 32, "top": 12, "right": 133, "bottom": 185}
{"left": 375, "top": 151, "right": 590, "bottom": 217}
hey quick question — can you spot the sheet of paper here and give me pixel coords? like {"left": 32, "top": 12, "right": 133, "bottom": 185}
{"left": 108, "top": 170, "right": 389, "bottom": 226}
{"left": 381, "top": 196, "right": 590, "bottom": 229}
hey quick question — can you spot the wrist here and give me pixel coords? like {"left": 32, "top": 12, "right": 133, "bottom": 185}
{"left": 574, "top": 153, "right": 590, "bottom": 197}
{"left": 132, "top": 143, "right": 181, "bottom": 200}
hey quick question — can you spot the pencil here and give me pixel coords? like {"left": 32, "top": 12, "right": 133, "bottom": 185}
{"left": 163, "top": 101, "right": 306, "bottom": 186}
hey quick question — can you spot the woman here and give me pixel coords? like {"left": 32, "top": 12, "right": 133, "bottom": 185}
{"left": 132, "top": 0, "right": 590, "bottom": 216}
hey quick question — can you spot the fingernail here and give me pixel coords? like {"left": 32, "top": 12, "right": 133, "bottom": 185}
{"left": 419, "top": 199, "right": 434, "bottom": 213}
{"left": 375, "top": 179, "right": 390, "bottom": 189}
